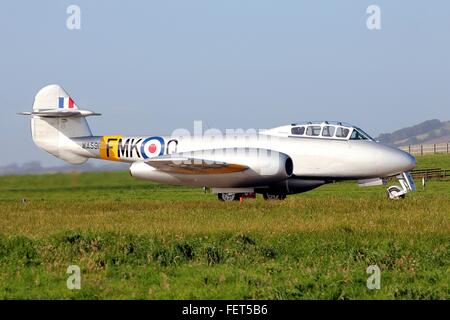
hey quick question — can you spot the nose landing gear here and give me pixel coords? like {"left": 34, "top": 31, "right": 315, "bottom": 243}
{"left": 387, "top": 172, "right": 416, "bottom": 200}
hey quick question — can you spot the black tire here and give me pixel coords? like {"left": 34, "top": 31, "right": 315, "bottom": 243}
{"left": 263, "top": 193, "right": 286, "bottom": 200}
{"left": 386, "top": 186, "right": 405, "bottom": 199}
{"left": 218, "top": 193, "right": 237, "bottom": 201}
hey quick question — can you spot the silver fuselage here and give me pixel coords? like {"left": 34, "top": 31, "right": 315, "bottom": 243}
{"left": 72, "top": 133, "right": 416, "bottom": 189}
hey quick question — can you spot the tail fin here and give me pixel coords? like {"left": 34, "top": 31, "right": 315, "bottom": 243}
{"left": 33, "top": 84, "right": 80, "bottom": 111}
{"left": 21, "top": 84, "right": 100, "bottom": 164}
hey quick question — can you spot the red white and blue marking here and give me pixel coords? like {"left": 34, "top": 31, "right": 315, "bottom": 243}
{"left": 58, "top": 96, "right": 75, "bottom": 109}
{"left": 141, "top": 136, "right": 165, "bottom": 159}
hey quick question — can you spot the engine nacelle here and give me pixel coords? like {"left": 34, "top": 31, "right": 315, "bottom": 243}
{"left": 129, "top": 148, "right": 293, "bottom": 188}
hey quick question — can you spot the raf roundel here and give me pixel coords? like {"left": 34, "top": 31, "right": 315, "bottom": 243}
{"left": 140, "top": 136, "right": 165, "bottom": 159}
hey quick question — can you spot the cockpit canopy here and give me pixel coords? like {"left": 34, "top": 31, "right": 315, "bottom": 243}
{"left": 289, "top": 121, "right": 374, "bottom": 141}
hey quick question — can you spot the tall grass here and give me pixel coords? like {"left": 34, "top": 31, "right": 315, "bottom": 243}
{"left": 0, "top": 155, "right": 449, "bottom": 299}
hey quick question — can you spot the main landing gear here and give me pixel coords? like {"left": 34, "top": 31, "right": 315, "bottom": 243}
{"left": 217, "top": 193, "right": 257, "bottom": 201}
{"left": 386, "top": 172, "right": 416, "bottom": 200}
{"left": 218, "top": 192, "right": 286, "bottom": 201}
{"left": 218, "top": 193, "right": 240, "bottom": 201}
{"left": 262, "top": 193, "right": 286, "bottom": 200}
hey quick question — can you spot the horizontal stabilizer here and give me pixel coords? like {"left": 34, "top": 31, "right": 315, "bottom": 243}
{"left": 145, "top": 156, "right": 248, "bottom": 174}
{"left": 18, "top": 109, "right": 101, "bottom": 118}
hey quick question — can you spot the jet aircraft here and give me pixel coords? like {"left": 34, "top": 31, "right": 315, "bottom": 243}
{"left": 20, "top": 85, "right": 416, "bottom": 201}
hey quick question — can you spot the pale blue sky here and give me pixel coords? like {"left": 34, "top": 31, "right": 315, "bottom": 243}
{"left": 1, "top": 1, "right": 449, "bottom": 166}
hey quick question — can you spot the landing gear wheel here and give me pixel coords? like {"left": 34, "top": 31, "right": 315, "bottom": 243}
{"left": 386, "top": 186, "right": 405, "bottom": 200}
{"left": 263, "top": 193, "right": 286, "bottom": 200}
{"left": 218, "top": 193, "right": 240, "bottom": 201}
{"left": 386, "top": 172, "right": 416, "bottom": 200}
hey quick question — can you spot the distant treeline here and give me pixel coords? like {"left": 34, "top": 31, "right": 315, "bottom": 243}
{"left": 0, "top": 161, "right": 128, "bottom": 176}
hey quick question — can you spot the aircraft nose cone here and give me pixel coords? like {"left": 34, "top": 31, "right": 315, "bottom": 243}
{"left": 402, "top": 152, "right": 416, "bottom": 171}
{"left": 380, "top": 147, "right": 416, "bottom": 175}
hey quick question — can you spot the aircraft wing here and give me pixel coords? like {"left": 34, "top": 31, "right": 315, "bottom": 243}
{"left": 145, "top": 156, "right": 248, "bottom": 174}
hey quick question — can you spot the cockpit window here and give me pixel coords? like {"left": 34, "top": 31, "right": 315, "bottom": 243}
{"left": 350, "top": 129, "right": 367, "bottom": 140}
{"left": 291, "top": 126, "right": 305, "bottom": 135}
{"left": 306, "top": 126, "right": 321, "bottom": 136}
{"left": 321, "top": 126, "right": 335, "bottom": 137}
{"left": 354, "top": 127, "right": 373, "bottom": 140}
{"left": 287, "top": 122, "right": 370, "bottom": 140}
{"left": 350, "top": 128, "right": 372, "bottom": 140}
{"left": 335, "top": 127, "right": 350, "bottom": 138}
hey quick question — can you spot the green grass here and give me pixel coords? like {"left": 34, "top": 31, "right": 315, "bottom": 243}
{"left": 0, "top": 154, "right": 449, "bottom": 299}
{"left": 414, "top": 153, "right": 450, "bottom": 169}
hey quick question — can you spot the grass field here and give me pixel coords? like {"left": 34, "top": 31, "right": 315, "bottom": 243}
{"left": 0, "top": 154, "right": 449, "bottom": 299}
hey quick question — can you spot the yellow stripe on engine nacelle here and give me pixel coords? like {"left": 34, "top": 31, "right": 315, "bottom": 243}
{"left": 165, "top": 163, "right": 248, "bottom": 175}
{"left": 100, "top": 136, "right": 123, "bottom": 161}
